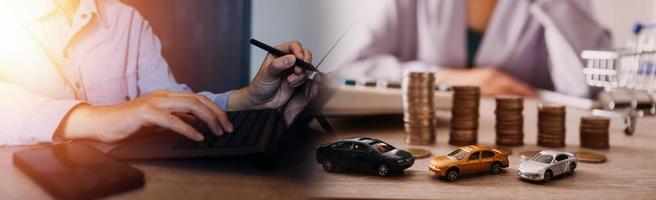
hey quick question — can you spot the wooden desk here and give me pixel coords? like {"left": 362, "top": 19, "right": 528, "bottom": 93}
{"left": 0, "top": 144, "right": 313, "bottom": 199}
{"left": 309, "top": 99, "right": 656, "bottom": 199}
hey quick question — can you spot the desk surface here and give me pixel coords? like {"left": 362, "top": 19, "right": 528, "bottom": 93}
{"left": 309, "top": 99, "right": 656, "bottom": 199}
{"left": 3, "top": 98, "right": 655, "bottom": 199}
{"left": 0, "top": 144, "right": 313, "bottom": 199}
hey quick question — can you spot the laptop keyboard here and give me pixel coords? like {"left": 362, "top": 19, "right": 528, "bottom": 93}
{"left": 173, "top": 109, "right": 278, "bottom": 150}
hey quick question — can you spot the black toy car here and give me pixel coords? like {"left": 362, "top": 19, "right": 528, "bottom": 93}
{"left": 316, "top": 137, "right": 414, "bottom": 176}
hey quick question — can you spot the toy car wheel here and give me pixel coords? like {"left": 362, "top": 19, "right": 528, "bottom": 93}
{"left": 567, "top": 163, "right": 576, "bottom": 175}
{"left": 624, "top": 114, "right": 636, "bottom": 135}
{"left": 446, "top": 169, "right": 458, "bottom": 182}
{"left": 376, "top": 163, "right": 390, "bottom": 176}
{"left": 322, "top": 160, "right": 336, "bottom": 172}
{"left": 491, "top": 162, "right": 502, "bottom": 175}
{"left": 543, "top": 170, "right": 553, "bottom": 182}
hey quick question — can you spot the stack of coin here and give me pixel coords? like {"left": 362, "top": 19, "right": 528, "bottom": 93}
{"left": 574, "top": 151, "right": 607, "bottom": 163}
{"left": 537, "top": 104, "right": 566, "bottom": 147}
{"left": 449, "top": 86, "right": 480, "bottom": 146}
{"left": 495, "top": 96, "right": 524, "bottom": 146}
{"left": 579, "top": 116, "right": 610, "bottom": 149}
{"left": 402, "top": 72, "right": 436, "bottom": 145}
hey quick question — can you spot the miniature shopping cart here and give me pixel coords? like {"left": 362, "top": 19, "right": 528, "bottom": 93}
{"left": 580, "top": 24, "right": 656, "bottom": 135}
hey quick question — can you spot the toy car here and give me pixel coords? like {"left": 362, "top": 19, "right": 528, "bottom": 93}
{"left": 316, "top": 137, "right": 414, "bottom": 176}
{"left": 517, "top": 150, "right": 577, "bottom": 182}
{"left": 428, "top": 145, "right": 509, "bottom": 182}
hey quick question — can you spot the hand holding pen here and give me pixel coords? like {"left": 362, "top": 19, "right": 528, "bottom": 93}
{"left": 228, "top": 40, "right": 314, "bottom": 112}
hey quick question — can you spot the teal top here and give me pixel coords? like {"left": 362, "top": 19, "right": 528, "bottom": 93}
{"left": 467, "top": 28, "right": 484, "bottom": 68}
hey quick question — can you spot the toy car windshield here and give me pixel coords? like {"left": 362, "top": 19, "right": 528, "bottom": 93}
{"left": 532, "top": 154, "right": 553, "bottom": 164}
{"left": 371, "top": 142, "right": 394, "bottom": 153}
{"left": 447, "top": 149, "right": 467, "bottom": 160}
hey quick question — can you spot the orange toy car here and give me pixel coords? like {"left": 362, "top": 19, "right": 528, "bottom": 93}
{"left": 428, "top": 145, "right": 509, "bottom": 182}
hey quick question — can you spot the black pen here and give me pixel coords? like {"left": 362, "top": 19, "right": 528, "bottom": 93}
{"left": 249, "top": 39, "right": 318, "bottom": 72}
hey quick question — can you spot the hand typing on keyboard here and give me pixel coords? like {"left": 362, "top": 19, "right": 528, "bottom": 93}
{"left": 57, "top": 90, "right": 234, "bottom": 143}
{"left": 174, "top": 110, "right": 279, "bottom": 149}
{"left": 55, "top": 41, "right": 317, "bottom": 144}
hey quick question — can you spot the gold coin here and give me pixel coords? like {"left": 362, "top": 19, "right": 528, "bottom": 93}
{"left": 452, "top": 85, "right": 480, "bottom": 92}
{"left": 580, "top": 116, "right": 610, "bottom": 126}
{"left": 580, "top": 143, "right": 610, "bottom": 149}
{"left": 574, "top": 151, "right": 607, "bottom": 163}
{"left": 538, "top": 103, "right": 566, "bottom": 113}
{"left": 495, "top": 134, "right": 524, "bottom": 141}
{"left": 495, "top": 139, "right": 523, "bottom": 147}
{"left": 537, "top": 141, "right": 565, "bottom": 148}
{"left": 406, "top": 147, "right": 432, "bottom": 159}
{"left": 496, "top": 110, "right": 524, "bottom": 115}
{"left": 495, "top": 95, "right": 523, "bottom": 101}
{"left": 405, "top": 136, "right": 436, "bottom": 145}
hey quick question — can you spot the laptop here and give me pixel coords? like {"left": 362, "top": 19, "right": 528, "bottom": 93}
{"left": 101, "top": 76, "right": 334, "bottom": 166}
{"left": 100, "top": 28, "right": 350, "bottom": 164}
{"left": 106, "top": 109, "right": 286, "bottom": 160}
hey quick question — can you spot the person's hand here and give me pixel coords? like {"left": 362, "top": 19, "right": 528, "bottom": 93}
{"left": 436, "top": 67, "right": 535, "bottom": 97}
{"left": 57, "top": 90, "right": 234, "bottom": 143}
{"left": 279, "top": 73, "right": 323, "bottom": 124}
{"left": 228, "top": 41, "right": 319, "bottom": 124}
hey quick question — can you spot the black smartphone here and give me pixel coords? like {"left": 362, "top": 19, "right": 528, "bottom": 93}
{"left": 13, "top": 143, "right": 144, "bottom": 200}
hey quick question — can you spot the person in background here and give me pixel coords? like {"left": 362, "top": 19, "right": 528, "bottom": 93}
{"left": 339, "top": 0, "right": 611, "bottom": 97}
{"left": 0, "top": 0, "right": 318, "bottom": 145}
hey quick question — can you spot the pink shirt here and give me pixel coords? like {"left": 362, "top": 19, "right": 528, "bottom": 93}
{"left": 0, "top": 0, "right": 229, "bottom": 145}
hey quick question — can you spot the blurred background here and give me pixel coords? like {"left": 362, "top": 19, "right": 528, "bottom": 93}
{"left": 250, "top": 0, "right": 656, "bottom": 77}
{"left": 125, "top": 0, "right": 251, "bottom": 93}
{"left": 123, "top": 0, "right": 656, "bottom": 93}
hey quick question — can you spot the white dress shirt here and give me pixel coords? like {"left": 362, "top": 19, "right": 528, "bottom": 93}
{"left": 339, "top": 0, "right": 611, "bottom": 97}
{"left": 0, "top": 0, "right": 230, "bottom": 145}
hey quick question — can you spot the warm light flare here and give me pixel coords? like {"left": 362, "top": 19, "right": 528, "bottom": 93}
{"left": 0, "top": 1, "right": 54, "bottom": 76}
{"left": 0, "top": 4, "right": 32, "bottom": 52}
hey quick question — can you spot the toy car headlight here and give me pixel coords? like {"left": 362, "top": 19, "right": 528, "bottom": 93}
{"left": 396, "top": 159, "right": 405, "bottom": 164}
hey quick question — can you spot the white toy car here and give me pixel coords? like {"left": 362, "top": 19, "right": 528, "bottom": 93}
{"left": 517, "top": 150, "right": 577, "bottom": 182}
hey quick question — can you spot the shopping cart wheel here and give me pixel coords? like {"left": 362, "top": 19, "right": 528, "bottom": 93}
{"left": 624, "top": 115, "right": 636, "bottom": 135}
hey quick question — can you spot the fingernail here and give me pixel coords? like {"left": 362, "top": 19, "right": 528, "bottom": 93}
{"left": 284, "top": 56, "right": 294, "bottom": 65}
{"left": 227, "top": 123, "right": 234, "bottom": 132}
{"left": 195, "top": 134, "right": 205, "bottom": 141}
{"left": 214, "top": 126, "right": 224, "bottom": 136}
